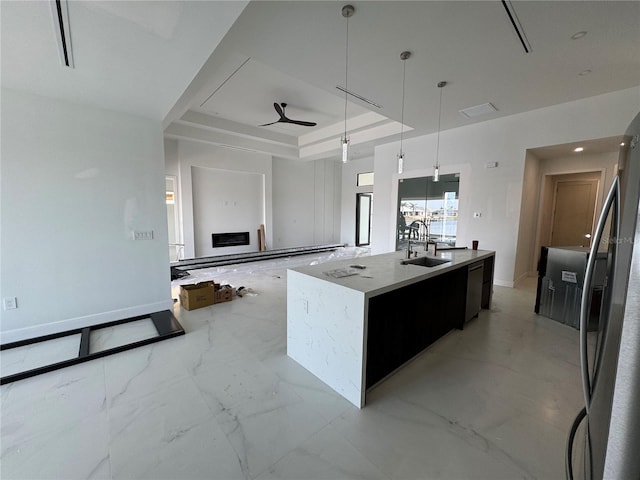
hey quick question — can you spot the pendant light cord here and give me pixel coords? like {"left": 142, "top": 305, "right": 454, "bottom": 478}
{"left": 344, "top": 13, "right": 349, "bottom": 141}
{"left": 400, "top": 59, "right": 406, "bottom": 156}
{"left": 435, "top": 82, "right": 445, "bottom": 168}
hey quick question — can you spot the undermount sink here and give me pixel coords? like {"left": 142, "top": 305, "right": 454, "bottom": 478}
{"left": 401, "top": 256, "right": 451, "bottom": 268}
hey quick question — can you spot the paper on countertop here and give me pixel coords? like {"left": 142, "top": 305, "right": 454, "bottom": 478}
{"left": 324, "top": 267, "right": 360, "bottom": 278}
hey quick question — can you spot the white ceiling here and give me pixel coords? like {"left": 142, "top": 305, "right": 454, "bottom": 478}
{"left": 3, "top": 1, "right": 639, "bottom": 161}
{"left": 529, "top": 135, "right": 625, "bottom": 161}
{"left": 167, "top": 1, "right": 640, "bottom": 161}
{"left": 0, "top": 0, "right": 248, "bottom": 119}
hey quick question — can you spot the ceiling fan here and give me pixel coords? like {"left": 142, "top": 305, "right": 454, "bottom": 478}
{"left": 259, "top": 102, "right": 317, "bottom": 127}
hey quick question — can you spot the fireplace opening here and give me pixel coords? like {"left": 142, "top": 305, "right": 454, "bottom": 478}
{"left": 212, "top": 232, "right": 250, "bottom": 248}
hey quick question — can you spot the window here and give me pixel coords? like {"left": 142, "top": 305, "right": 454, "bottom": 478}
{"left": 396, "top": 173, "right": 460, "bottom": 251}
{"left": 357, "top": 172, "right": 374, "bottom": 186}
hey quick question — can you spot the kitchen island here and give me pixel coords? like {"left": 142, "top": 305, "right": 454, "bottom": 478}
{"left": 287, "top": 249, "right": 495, "bottom": 407}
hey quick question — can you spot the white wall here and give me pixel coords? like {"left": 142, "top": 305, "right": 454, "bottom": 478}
{"left": 340, "top": 156, "right": 374, "bottom": 246}
{"left": 513, "top": 151, "right": 542, "bottom": 284}
{"left": 272, "top": 157, "right": 342, "bottom": 249}
{"left": 1, "top": 89, "right": 172, "bottom": 343}
{"left": 371, "top": 87, "right": 640, "bottom": 286}
{"left": 175, "top": 141, "right": 273, "bottom": 258}
{"left": 272, "top": 158, "right": 315, "bottom": 248}
{"left": 192, "top": 167, "right": 264, "bottom": 256}
{"left": 164, "top": 138, "right": 179, "bottom": 178}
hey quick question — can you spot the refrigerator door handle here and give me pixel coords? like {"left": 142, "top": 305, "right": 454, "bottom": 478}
{"left": 566, "top": 407, "right": 588, "bottom": 480}
{"left": 580, "top": 175, "right": 620, "bottom": 413}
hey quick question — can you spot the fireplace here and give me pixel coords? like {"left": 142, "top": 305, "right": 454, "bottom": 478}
{"left": 212, "top": 232, "right": 250, "bottom": 248}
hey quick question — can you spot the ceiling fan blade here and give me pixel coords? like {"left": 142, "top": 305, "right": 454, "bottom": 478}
{"left": 259, "top": 103, "right": 316, "bottom": 127}
{"left": 273, "top": 102, "right": 285, "bottom": 118}
{"left": 289, "top": 120, "right": 317, "bottom": 127}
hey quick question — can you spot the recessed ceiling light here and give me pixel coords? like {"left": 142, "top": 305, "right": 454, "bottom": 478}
{"left": 574, "top": 147, "right": 584, "bottom": 152}
{"left": 621, "top": 142, "right": 625, "bottom": 146}
{"left": 579, "top": 69, "right": 592, "bottom": 76}
{"left": 571, "top": 31, "right": 587, "bottom": 40}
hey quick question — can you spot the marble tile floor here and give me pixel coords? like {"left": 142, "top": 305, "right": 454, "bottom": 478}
{"left": 0, "top": 249, "right": 585, "bottom": 479}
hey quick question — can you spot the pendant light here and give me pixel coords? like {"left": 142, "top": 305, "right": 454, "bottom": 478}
{"left": 433, "top": 81, "right": 446, "bottom": 182}
{"left": 397, "top": 51, "right": 411, "bottom": 174}
{"left": 341, "top": 5, "right": 354, "bottom": 163}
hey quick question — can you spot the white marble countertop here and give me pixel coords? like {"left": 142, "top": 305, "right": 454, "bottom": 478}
{"left": 290, "top": 249, "right": 495, "bottom": 298}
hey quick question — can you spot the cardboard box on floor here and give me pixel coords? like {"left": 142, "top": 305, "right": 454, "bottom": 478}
{"left": 180, "top": 281, "right": 234, "bottom": 310}
{"left": 179, "top": 281, "right": 215, "bottom": 310}
{"left": 214, "top": 284, "right": 234, "bottom": 304}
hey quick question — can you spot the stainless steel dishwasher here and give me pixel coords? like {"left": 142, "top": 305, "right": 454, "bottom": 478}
{"left": 466, "top": 261, "right": 484, "bottom": 322}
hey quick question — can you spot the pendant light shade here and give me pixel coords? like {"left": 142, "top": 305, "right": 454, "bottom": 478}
{"left": 434, "top": 81, "right": 446, "bottom": 182}
{"left": 397, "top": 51, "right": 411, "bottom": 174}
{"left": 397, "top": 153, "right": 404, "bottom": 174}
{"left": 341, "top": 137, "right": 349, "bottom": 163}
{"left": 341, "top": 5, "right": 354, "bottom": 164}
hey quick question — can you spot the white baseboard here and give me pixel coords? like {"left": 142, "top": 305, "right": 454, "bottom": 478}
{"left": 494, "top": 279, "right": 514, "bottom": 288}
{"left": 513, "top": 271, "right": 537, "bottom": 288}
{"left": 0, "top": 300, "right": 174, "bottom": 345}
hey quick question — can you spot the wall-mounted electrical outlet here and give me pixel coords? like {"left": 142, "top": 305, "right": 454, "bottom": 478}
{"left": 3, "top": 297, "right": 17, "bottom": 310}
{"left": 133, "top": 230, "right": 154, "bottom": 241}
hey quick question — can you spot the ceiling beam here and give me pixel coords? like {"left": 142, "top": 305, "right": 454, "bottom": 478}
{"left": 179, "top": 110, "right": 297, "bottom": 147}
{"left": 165, "top": 123, "right": 299, "bottom": 159}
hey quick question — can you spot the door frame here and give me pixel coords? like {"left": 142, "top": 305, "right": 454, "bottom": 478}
{"left": 533, "top": 169, "right": 606, "bottom": 270}
{"left": 355, "top": 192, "right": 373, "bottom": 246}
{"left": 166, "top": 175, "right": 183, "bottom": 261}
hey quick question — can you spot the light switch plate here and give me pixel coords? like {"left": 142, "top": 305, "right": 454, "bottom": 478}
{"left": 3, "top": 297, "right": 17, "bottom": 310}
{"left": 133, "top": 230, "right": 154, "bottom": 241}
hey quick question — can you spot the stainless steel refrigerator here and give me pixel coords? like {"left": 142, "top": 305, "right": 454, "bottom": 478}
{"left": 566, "top": 111, "right": 640, "bottom": 479}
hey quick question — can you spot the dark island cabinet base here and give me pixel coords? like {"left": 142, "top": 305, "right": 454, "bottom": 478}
{"left": 366, "top": 268, "right": 466, "bottom": 388}
{"left": 365, "top": 255, "right": 495, "bottom": 390}
{"left": 481, "top": 256, "right": 495, "bottom": 309}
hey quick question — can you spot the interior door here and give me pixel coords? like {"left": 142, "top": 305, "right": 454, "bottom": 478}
{"left": 551, "top": 180, "right": 598, "bottom": 247}
{"left": 356, "top": 193, "right": 372, "bottom": 246}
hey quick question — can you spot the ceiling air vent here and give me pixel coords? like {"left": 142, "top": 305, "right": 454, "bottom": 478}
{"left": 50, "top": 0, "right": 74, "bottom": 68}
{"left": 501, "top": 0, "right": 532, "bottom": 54}
{"left": 459, "top": 103, "right": 498, "bottom": 119}
{"left": 335, "top": 86, "right": 383, "bottom": 109}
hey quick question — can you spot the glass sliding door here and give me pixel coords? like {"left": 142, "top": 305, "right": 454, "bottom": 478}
{"left": 356, "top": 193, "right": 373, "bottom": 246}
{"left": 396, "top": 173, "right": 459, "bottom": 251}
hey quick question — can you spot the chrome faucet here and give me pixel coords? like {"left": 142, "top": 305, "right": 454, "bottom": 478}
{"left": 425, "top": 240, "right": 438, "bottom": 255}
{"left": 406, "top": 238, "right": 413, "bottom": 258}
